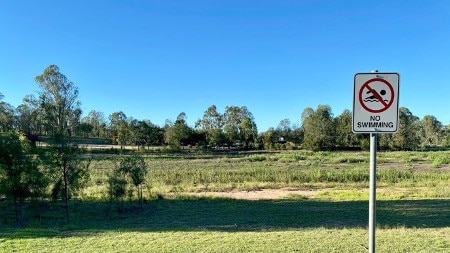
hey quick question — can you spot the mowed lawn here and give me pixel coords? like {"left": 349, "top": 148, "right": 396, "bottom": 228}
{"left": 1, "top": 150, "right": 449, "bottom": 252}
{"left": 1, "top": 198, "right": 449, "bottom": 252}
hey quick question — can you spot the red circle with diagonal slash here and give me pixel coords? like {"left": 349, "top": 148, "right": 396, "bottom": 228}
{"left": 359, "top": 78, "right": 395, "bottom": 113}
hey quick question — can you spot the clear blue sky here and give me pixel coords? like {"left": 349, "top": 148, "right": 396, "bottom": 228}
{"left": 1, "top": 0, "right": 449, "bottom": 132}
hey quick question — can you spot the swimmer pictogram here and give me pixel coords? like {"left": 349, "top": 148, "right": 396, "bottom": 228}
{"left": 358, "top": 78, "right": 395, "bottom": 113}
{"left": 364, "top": 89, "right": 388, "bottom": 102}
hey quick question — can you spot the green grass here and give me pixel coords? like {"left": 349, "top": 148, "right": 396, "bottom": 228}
{"left": 1, "top": 198, "right": 449, "bottom": 252}
{"left": 1, "top": 150, "right": 449, "bottom": 252}
{"left": 2, "top": 228, "right": 449, "bottom": 253}
{"left": 79, "top": 150, "right": 450, "bottom": 200}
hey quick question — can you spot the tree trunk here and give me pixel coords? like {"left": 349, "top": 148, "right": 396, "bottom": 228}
{"left": 137, "top": 185, "right": 143, "bottom": 210}
{"left": 63, "top": 160, "right": 70, "bottom": 224}
{"left": 14, "top": 196, "right": 19, "bottom": 226}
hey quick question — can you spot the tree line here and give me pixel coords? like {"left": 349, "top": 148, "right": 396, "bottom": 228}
{"left": 1, "top": 65, "right": 450, "bottom": 152}
{"left": 1, "top": 64, "right": 449, "bottom": 225}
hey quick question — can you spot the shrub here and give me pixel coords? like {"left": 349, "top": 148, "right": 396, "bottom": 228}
{"left": 432, "top": 154, "right": 450, "bottom": 168}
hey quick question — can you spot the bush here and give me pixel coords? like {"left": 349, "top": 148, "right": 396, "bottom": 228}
{"left": 432, "top": 154, "right": 450, "bottom": 168}
{"left": 247, "top": 155, "right": 267, "bottom": 162}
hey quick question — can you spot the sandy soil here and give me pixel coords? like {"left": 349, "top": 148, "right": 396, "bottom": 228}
{"left": 186, "top": 189, "right": 319, "bottom": 200}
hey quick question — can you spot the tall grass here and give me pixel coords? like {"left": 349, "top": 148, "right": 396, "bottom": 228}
{"left": 79, "top": 150, "right": 450, "bottom": 200}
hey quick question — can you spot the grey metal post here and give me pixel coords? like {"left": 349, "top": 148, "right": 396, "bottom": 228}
{"left": 369, "top": 133, "right": 377, "bottom": 253}
{"left": 368, "top": 69, "right": 378, "bottom": 253}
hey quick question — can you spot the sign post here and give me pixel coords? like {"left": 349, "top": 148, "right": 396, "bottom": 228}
{"left": 369, "top": 132, "right": 377, "bottom": 253}
{"left": 353, "top": 71, "right": 399, "bottom": 253}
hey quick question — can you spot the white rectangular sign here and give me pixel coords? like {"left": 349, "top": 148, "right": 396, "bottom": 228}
{"left": 352, "top": 73, "right": 400, "bottom": 133}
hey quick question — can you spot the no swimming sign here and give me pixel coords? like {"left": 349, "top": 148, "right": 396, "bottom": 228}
{"left": 352, "top": 72, "right": 400, "bottom": 133}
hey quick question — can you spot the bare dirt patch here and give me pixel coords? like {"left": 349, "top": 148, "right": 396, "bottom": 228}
{"left": 185, "top": 187, "right": 436, "bottom": 201}
{"left": 378, "top": 159, "right": 450, "bottom": 172}
{"left": 186, "top": 188, "right": 318, "bottom": 200}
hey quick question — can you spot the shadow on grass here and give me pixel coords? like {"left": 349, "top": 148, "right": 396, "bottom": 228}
{"left": 0, "top": 198, "right": 449, "bottom": 238}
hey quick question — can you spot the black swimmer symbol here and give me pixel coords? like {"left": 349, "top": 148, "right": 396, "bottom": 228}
{"left": 364, "top": 89, "right": 388, "bottom": 102}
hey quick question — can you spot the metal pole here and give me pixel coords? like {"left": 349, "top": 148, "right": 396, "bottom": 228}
{"left": 369, "top": 133, "right": 377, "bottom": 253}
{"left": 368, "top": 69, "right": 379, "bottom": 253}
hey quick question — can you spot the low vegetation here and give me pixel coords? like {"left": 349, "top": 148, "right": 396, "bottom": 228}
{"left": 1, "top": 150, "right": 449, "bottom": 252}
{"left": 75, "top": 150, "right": 450, "bottom": 199}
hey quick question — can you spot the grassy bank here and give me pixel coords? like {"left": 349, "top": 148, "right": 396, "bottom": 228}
{"left": 1, "top": 150, "right": 449, "bottom": 252}
{"left": 1, "top": 197, "right": 449, "bottom": 252}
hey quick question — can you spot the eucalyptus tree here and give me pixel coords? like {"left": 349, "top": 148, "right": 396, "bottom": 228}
{"left": 259, "top": 127, "right": 278, "bottom": 150}
{"left": 289, "top": 125, "right": 304, "bottom": 146}
{"left": 131, "top": 119, "right": 163, "bottom": 148}
{"left": 301, "top": 105, "right": 336, "bottom": 151}
{"left": 16, "top": 103, "right": 34, "bottom": 135}
{"left": 240, "top": 117, "right": 258, "bottom": 149}
{"left": 277, "top": 119, "right": 291, "bottom": 137}
{"left": 128, "top": 119, "right": 141, "bottom": 146}
{"left": 391, "top": 107, "right": 421, "bottom": 150}
{"left": 82, "top": 110, "right": 107, "bottom": 138}
{"left": 421, "top": 115, "right": 442, "bottom": 146}
{"left": 223, "top": 106, "right": 241, "bottom": 146}
{"left": 164, "top": 112, "right": 194, "bottom": 148}
{"left": 445, "top": 124, "right": 450, "bottom": 146}
{"left": 275, "top": 118, "right": 305, "bottom": 147}
{"left": 223, "top": 106, "right": 258, "bottom": 148}
{"left": 335, "top": 109, "right": 359, "bottom": 148}
{"left": 18, "top": 95, "right": 47, "bottom": 135}
{"left": 108, "top": 111, "right": 128, "bottom": 148}
{"left": 144, "top": 120, "right": 164, "bottom": 146}
{"left": 77, "top": 122, "right": 94, "bottom": 138}
{"left": 195, "top": 105, "right": 225, "bottom": 148}
{"left": 35, "top": 64, "right": 88, "bottom": 223}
